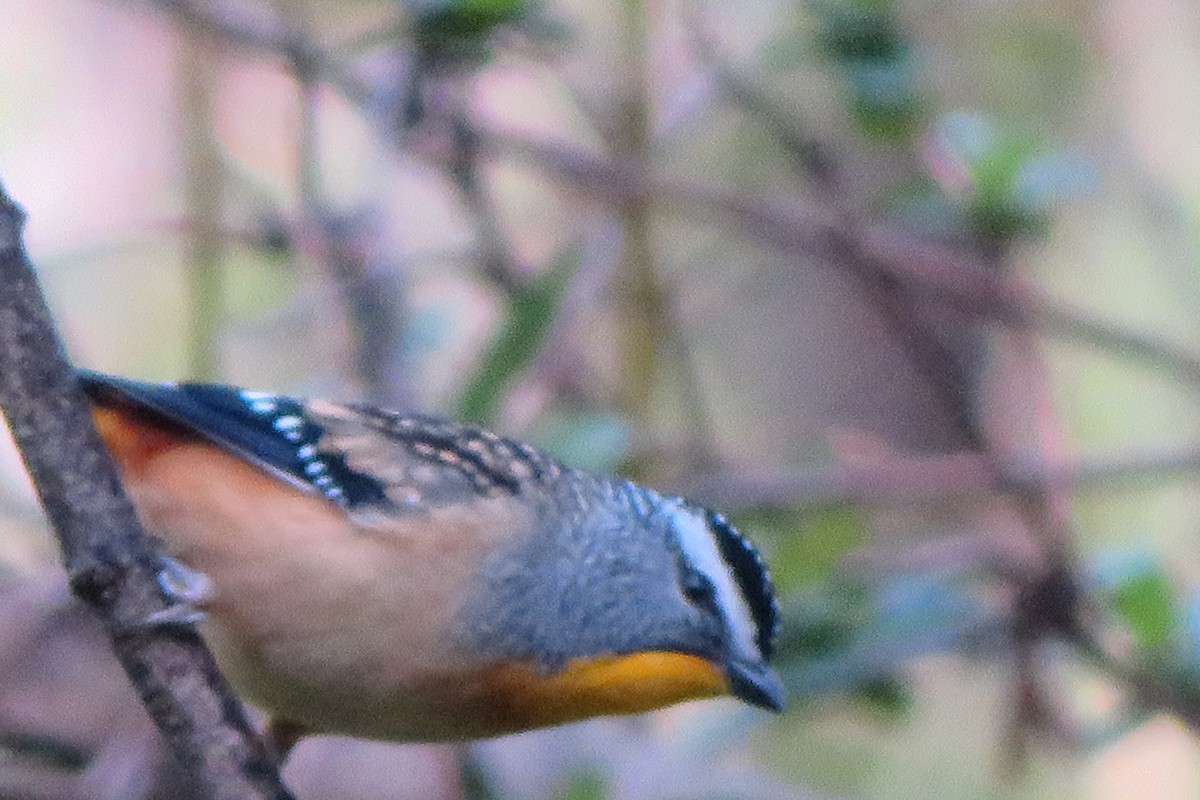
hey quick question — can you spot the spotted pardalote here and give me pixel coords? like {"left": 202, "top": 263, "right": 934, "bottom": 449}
{"left": 79, "top": 370, "right": 784, "bottom": 745}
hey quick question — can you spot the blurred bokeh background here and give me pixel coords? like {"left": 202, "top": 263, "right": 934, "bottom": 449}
{"left": 4, "top": 0, "right": 1200, "bottom": 797}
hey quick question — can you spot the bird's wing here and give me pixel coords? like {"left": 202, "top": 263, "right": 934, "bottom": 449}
{"left": 78, "top": 370, "right": 562, "bottom": 513}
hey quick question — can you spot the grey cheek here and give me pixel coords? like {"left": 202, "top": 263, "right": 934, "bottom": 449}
{"left": 453, "top": 553, "right": 543, "bottom": 660}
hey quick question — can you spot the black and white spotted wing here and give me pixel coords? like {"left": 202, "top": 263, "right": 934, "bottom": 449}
{"left": 77, "top": 371, "right": 560, "bottom": 511}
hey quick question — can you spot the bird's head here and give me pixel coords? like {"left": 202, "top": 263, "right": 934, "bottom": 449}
{"left": 460, "top": 480, "right": 785, "bottom": 730}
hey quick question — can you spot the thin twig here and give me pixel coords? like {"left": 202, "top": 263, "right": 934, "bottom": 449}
{"left": 476, "top": 131, "right": 1200, "bottom": 386}
{"left": 682, "top": 0, "right": 836, "bottom": 188}
{"left": 607, "top": 0, "right": 723, "bottom": 471}
{"left": 147, "top": 0, "right": 371, "bottom": 104}
{"left": 284, "top": 5, "right": 416, "bottom": 407}
{"left": 0, "top": 183, "right": 292, "bottom": 800}
{"left": 676, "top": 446, "right": 1200, "bottom": 510}
{"left": 1071, "top": 630, "right": 1200, "bottom": 735}
{"left": 178, "top": 26, "right": 227, "bottom": 380}
{"left": 446, "top": 112, "right": 524, "bottom": 295}
{"left": 612, "top": 0, "right": 663, "bottom": 427}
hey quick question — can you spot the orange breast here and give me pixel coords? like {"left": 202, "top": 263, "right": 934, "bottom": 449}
{"left": 91, "top": 405, "right": 196, "bottom": 475}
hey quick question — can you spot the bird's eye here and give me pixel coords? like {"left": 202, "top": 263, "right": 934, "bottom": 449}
{"left": 681, "top": 570, "right": 716, "bottom": 608}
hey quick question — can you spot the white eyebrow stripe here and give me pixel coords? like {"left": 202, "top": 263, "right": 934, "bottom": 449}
{"left": 670, "top": 502, "right": 760, "bottom": 659}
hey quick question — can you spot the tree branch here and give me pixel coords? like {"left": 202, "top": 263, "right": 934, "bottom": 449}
{"left": 0, "top": 182, "right": 292, "bottom": 800}
{"left": 677, "top": 446, "right": 1200, "bottom": 510}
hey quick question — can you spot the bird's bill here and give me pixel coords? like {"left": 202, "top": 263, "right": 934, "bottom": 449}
{"left": 725, "top": 658, "right": 787, "bottom": 712}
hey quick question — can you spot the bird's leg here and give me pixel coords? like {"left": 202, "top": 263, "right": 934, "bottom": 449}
{"left": 112, "top": 555, "right": 211, "bottom": 634}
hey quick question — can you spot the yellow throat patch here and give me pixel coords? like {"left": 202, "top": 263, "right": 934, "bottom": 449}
{"left": 485, "top": 651, "right": 729, "bottom": 729}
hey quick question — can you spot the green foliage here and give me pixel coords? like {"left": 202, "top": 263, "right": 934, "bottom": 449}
{"left": 457, "top": 249, "right": 577, "bottom": 425}
{"left": 1078, "top": 552, "right": 1200, "bottom": 744}
{"left": 780, "top": 580, "right": 866, "bottom": 658}
{"left": 560, "top": 769, "right": 608, "bottom": 800}
{"left": 415, "top": 0, "right": 531, "bottom": 35}
{"left": 1112, "top": 568, "right": 1177, "bottom": 652}
{"left": 749, "top": 505, "right": 868, "bottom": 591}
{"left": 813, "top": 0, "right": 903, "bottom": 62}
{"left": 533, "top": 411, "right": 630, "bottom": 474}
{"left": 928, "top": 111, "right": 1094, "bottom": 243}
{"left": 856, "top": 677, "right": 912, "bottom": 715}
{"left": 768, "top": 548, "right": 1200, "bottom": 739}
{"left": 740, "top": 505, "right": 986, "bottom": 712}
{"left": 773, "top": 570, "right": 998, "bottom": 710}
{"left": 1093, "top": 551, "right": 1183, "bottom": 659}
{"left": 804, "top": 3, "right": 1091, "bottom": 243}
{"left": 458, "top": 749, "right": 500, "bottom": 800}
{"left": 408, "top": 0, "right": 540, "bottom": 60}
{"left": 809, "top": 0, "right": 923, "bottom": 141}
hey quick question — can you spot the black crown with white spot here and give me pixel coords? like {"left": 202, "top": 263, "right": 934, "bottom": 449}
{"left": 624, "top": 482, "right": 779, "bottom": 661}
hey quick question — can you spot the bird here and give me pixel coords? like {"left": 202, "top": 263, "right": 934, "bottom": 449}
{"left": 78, "top": 370, "right": 785, "bottom": 748}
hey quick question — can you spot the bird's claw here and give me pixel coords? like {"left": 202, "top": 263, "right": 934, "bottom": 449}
{"left": 112, "top": 555, "right": 211, "bottom": 636}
